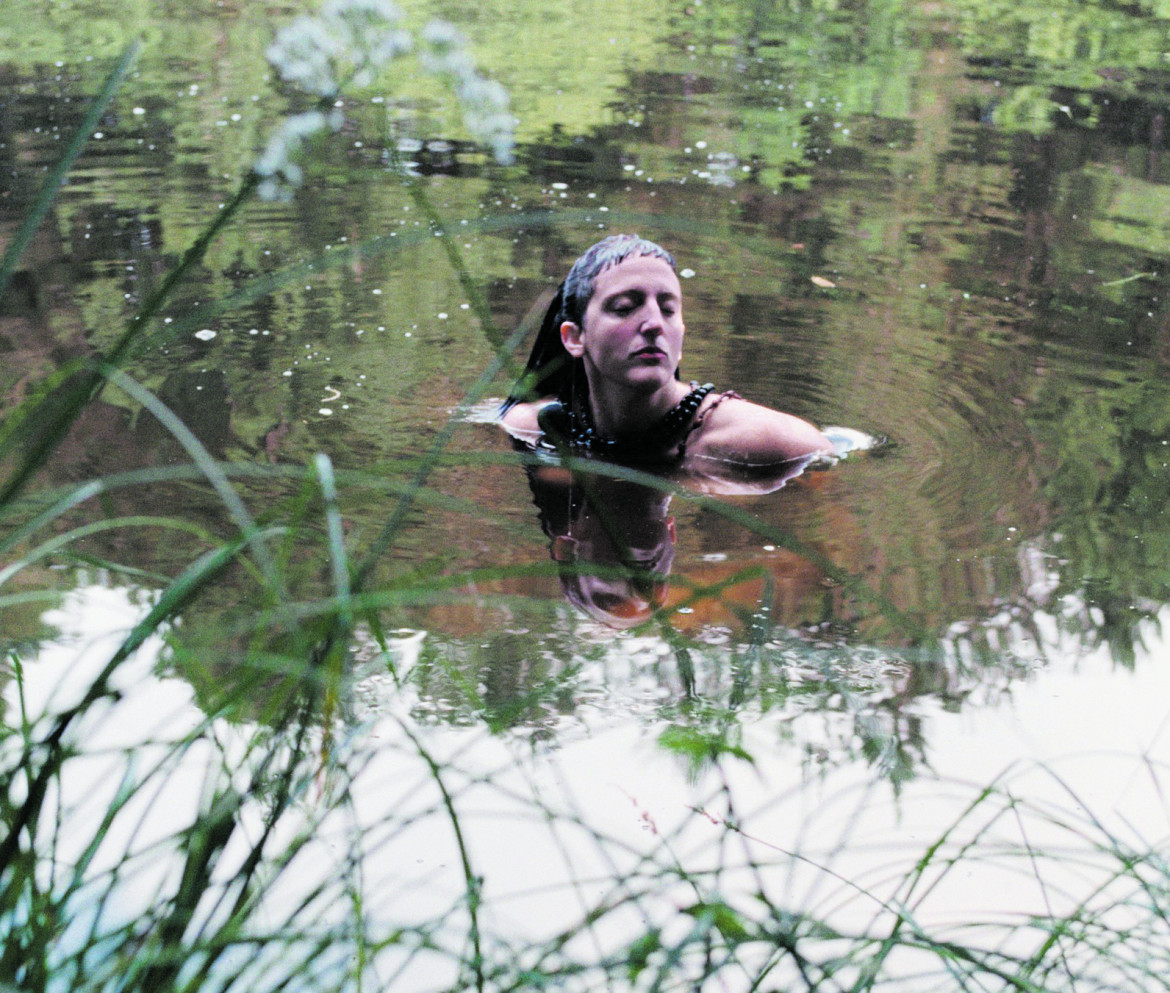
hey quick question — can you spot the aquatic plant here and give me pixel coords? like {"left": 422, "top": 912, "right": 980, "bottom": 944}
{"left": 257, "top": 0, "right": 514, "bottom": 200}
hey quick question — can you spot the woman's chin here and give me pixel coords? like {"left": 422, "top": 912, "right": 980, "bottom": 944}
{"left": 621, "top": 366, "right": 676, "bottom": 392}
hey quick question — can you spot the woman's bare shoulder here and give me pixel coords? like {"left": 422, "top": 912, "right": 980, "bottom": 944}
{"left": 499, "top": 399, "right": 547, "bottom": 444}
{"left": 688, "top": 394, "right": 833, "bottom": 465}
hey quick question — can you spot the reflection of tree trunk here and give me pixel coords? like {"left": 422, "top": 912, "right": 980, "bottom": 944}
{"left": 0, "top": 205, "right": 88, "bottom": 403}
{"left": 1008, "top": 132, "right": 1059, "bottom": 290}
{"left": 1, "top": 198, "right": 233, "bottom": 482}
{"left": 1149, "top": 111, "right": 1165, "bottom": 181}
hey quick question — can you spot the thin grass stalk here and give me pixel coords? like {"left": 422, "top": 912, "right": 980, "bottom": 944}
{"left": 0, "top": 166, "right": 261, "bottom": 508}
{"left": 1014, "top": 829, "right": 1167, "bottom": 983}
{"left": 0, "top": 480, "right": 101, "bottom": 560}
{"left": 316, "top": 454, "right": 352, "bottom": 628}
{"left": 174, "top": 720, "right": 322, "bottom": 993}
{"left": 131, "top": 784, "right": 245, "bottom": 993}
{"left": 349, "top": 303, "right": 538, "bottom": 593}
{"left": 851, "top": 781, "right": 1013, "bottom": 989}
{"left": 397, "top": 718, "right": 485, "bottom": 993}
{"left": 73, "top": 737, "right": 228, "bottom": 981}
{"left": 1006, "top": 791, "right": 1079, "bottom": 987}
{"left": 100, "top": 365, "right": 282, "bottom": 598}
{"left": 313, "top": 452, "right": 355, "bottom": 753}
{"left": 0, "top": 532, "right": 260, "bottom": 876}
{"left": 0, "top": 515, "right": 216, "bottom": 591}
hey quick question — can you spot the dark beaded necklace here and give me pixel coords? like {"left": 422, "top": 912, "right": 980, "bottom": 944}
{"left": 539, "top": 383, "right": 716, "bottom": 463}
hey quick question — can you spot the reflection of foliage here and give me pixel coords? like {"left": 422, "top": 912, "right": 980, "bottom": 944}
{"left": 397, "top": 611, "right": 939, "bottom": 788}
{"left": 1031, "top": 375, "right": 1170, "bottom": 667}
{"left": 612, "top": 0, "right": 919, "bottom": 190}
{"left": 952, "top": 0, "right": 1170, "bottom": 133}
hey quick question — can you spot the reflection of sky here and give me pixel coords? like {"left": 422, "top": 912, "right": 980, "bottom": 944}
{"left": 13, "top": 586, "right": 1170, "bottom": 991}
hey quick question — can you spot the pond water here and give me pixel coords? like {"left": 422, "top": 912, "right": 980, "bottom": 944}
{"left": 3, "top": 0, "right": 1170, "bottom": 990}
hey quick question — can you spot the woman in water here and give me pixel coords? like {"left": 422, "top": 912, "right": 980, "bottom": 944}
{"left": 500, "top": 233, "right": 833, "bottom": 468}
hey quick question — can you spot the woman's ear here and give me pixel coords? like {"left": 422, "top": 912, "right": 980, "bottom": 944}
{"left": 560, "top": 320, "right": 585, "bottom": 358}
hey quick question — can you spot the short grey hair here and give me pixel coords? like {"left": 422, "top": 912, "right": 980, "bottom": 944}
{"left": 560, "top": 234, "right": 675, "bottom": 327}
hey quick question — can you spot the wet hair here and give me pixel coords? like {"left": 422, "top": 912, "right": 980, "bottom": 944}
{"left": 501, "top": 234, "right": 677, "bottom": 412}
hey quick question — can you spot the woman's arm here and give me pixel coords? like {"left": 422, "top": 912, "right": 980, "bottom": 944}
{"left": 688, "top": 396, "right": 833, "bottom": 465}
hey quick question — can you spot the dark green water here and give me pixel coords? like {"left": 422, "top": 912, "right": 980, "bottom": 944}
{"left": 5, "top": 0, "right": 1169, "bottom": 667}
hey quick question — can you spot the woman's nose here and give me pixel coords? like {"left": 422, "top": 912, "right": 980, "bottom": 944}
{"left": 638, "top": 302, "right": 664, "bottom": 332}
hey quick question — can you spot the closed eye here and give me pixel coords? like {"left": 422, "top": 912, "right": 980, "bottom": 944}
{"left": 606, "top": 293, "right": 642, "bottom": 316}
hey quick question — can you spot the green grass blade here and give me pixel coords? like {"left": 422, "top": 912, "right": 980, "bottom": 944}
{"left": 100, "top": 365, "right": 282, "bottom": 598}
{"left": 0, "top": 515, "right": 214, "bottom": 591}
{"left": 0, "top": 531, "right": 264, "bottom": 875}
{"left": 315, "top": 454, "right": 351, "bottom": 622}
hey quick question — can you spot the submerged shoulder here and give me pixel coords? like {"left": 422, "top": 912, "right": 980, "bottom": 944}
{"left": 688, "top": 394, "right": 833, "bottom": 465}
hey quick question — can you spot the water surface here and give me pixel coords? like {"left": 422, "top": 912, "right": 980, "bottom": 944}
{"left": 3, "top": 0, "right": 1170, "bottom": 988}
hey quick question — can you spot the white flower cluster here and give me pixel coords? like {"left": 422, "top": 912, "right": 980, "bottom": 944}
{"left": 266, "top": 0, "right": 412, "bottom": 97}
{"left": 254, "top": 109, "right": 343, "bottom": 201}
{"left": 420, "top": 21, "right": 514, "bottom": 166}
{"left": 256, "top": 0, "right": 514, "bottom": 199}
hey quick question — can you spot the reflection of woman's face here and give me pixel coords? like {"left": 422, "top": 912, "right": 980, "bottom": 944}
{"left": 563, "top": 255, "right": 686, "bottom": 396}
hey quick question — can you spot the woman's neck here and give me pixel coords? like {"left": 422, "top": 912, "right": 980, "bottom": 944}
{"left": 586, "top": 378, "right": 690, "bottom": 437}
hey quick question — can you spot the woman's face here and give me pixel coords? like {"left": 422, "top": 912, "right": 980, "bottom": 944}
{"left": 561, "top": 254, "right": 685, "bottom": 395}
